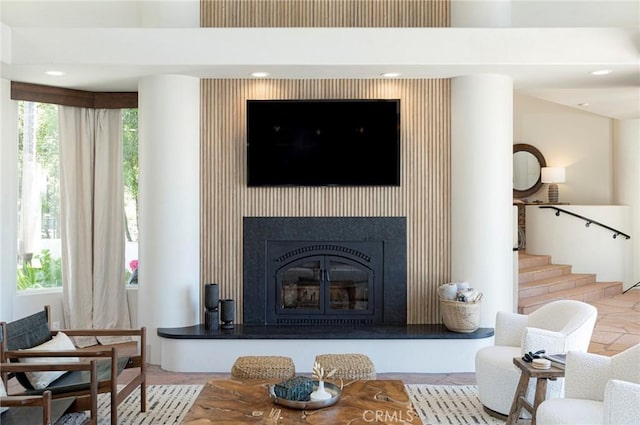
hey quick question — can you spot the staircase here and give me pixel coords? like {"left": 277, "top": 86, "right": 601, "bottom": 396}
{"left": 518, "top": 252, "right": 623, "bottom": 314}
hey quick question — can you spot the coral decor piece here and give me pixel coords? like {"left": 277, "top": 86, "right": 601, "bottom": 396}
{"left": 312, "top": 361, "right": 336, "bottom": 381}
{"left": 310, "top": 362, "right": 336, "bottom": 401}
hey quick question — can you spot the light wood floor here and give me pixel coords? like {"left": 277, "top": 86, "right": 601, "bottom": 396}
{"left": 127, "top": 289, "right": 639, "bottom": 386}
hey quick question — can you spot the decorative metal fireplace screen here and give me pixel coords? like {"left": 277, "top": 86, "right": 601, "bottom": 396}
{"left": 243, "top": 217, "right": 407, "bottom": 325}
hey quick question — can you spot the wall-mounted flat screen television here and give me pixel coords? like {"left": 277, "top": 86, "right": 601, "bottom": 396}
{"left": 246, "top": 99, "right": 401, "bottom": 187}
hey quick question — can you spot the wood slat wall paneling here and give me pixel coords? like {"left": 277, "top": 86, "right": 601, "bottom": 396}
{"left": 201, "top": 79, "right": 450, "bottom": 324}
{"left": 201, "top": 0, "right": 449, "bottom": 28}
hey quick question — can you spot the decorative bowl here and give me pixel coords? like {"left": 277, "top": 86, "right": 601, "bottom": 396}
{"left": 268, "top": 381, "right": 342, "bottom": 410}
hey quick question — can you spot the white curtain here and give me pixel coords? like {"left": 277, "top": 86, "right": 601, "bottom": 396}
{"left": 59, "top": 106, "right": 131, "bottom": 347}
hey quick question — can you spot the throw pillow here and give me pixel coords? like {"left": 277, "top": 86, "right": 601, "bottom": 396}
{"left": 0, "top": 379, "right": 8, "bottom": 414}
{"left": 19, "top": 331, "right": 79, "bottom": 390}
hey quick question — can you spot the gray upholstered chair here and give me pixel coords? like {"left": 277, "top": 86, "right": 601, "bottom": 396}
{"left": 475, "top": 300, "right": 597, "bottom": 417}
{"left": 536, "top": 344, "right": 640, "bottom": 425}
{"left": 0, "top": 306, "right": 146, "bottom": 425}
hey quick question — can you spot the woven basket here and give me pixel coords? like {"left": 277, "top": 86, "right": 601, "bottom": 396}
{"left": 231, "top": 356, "right": 295, "bottom": 380}
{"left": 314, "top": 353, "right": 376, "bottom": 380}
{"left": 439, "top": 297, "right": 481, "bottom": 333}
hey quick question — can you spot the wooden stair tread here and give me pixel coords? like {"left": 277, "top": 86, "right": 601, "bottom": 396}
{"left": 519, "top": 263, "right": 572, "bottom": 273}
{"left": 519, "top": 264, "right": 572, "bottom": 283}
{"left": 518, "top": 253, "right": 549, "bottom": 259}
{"left": 520, "top": 281, "right": 621, "bottom": 304}
{"left": 519, "top": 273, "right": 598, "bottom": 301}
{"left": 518, "top": 281, "right": 623, "bottom": 314}
{"left": 517, "top": 253, "right": 552, "bottom": 269}
{"left": 519, "top": 273, "right": 595, "bottom": 289}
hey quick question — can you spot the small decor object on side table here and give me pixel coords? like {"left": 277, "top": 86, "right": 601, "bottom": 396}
{"left": 542, "top": 352, "right": 567, "bottom": 369}
{"left": 310, "top": 361, "right": 336, "bottom": 401}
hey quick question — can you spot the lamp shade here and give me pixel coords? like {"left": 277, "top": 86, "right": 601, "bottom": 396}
{"left": 541, "top": 167, "right": 566, "bottom": 184}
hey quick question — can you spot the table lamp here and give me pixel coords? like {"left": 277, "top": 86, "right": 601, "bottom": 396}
{"left": 541, "top": 167, "right": 565, "bottom": 203}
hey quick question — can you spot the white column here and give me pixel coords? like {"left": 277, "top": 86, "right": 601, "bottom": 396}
{"left": 138, "top": 75, "right": 200, "bottom": 364}
{"left": 451, "top": 75, "right": 514, "bottom": 326}
{"left": 613, "top": 119, "right": 640, "bottom": 288}
{"left": 0, "top": 79, "right": 18, "bottom": 322}
{"left": 451, "top": 0, "right": 512, "bottom": 27}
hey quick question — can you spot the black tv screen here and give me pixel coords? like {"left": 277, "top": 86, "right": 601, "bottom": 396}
{"left": 246, "top": 99, "right": 400, "bottom": 187}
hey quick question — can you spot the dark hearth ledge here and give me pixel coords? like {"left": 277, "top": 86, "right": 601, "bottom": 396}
{"left": 157, "top": 324, "right": 494, "bottom": 340}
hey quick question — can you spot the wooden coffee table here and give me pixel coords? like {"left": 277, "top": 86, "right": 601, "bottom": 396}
{"left": 182, "top": 379, "right": 422, "bottom": 424}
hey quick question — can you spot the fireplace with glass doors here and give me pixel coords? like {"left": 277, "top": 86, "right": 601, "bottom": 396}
{"left": 267, "top": 241, "right": 383, "bottom": 324}
{"left": 243, "top": 217, "right": 407, "bottom": 326}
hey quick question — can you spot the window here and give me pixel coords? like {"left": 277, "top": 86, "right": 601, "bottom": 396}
{"left": 122, "top": 109, "right": 139, "bottom": 285}
{"left": 17, "top": 101, "right": 62, "bottom": 290}
{"left": 16, "top": 103, "right": 139, "bottom": 290}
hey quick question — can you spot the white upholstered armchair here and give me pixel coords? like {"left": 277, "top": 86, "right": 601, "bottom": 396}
{"left": 475, "top": 300, "right": 598, "bottom": 416}
{"left": 536, "top": 344, "right": 640, "bottom": 425}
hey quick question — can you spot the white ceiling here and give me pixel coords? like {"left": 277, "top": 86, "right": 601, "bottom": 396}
{"left": 1, "top": 0, "right": 639, "bottom": 120}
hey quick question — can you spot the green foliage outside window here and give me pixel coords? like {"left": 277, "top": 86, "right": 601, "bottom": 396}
{"left": 17, "top": 249, "right": 63, "bottom": 290}
{"left": 122, "top": 109, "right": 139, "bottom": 242}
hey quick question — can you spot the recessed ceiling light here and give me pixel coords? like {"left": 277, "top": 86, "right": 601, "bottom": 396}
{"left": 251, "top": 72, "right": 270, "bottom": 78}
{"left": 590, "top": 69, "right": 612, "bottom": 76}
{"left": 380, "top": 72, "right": 401, "bottom": 78}
{"left": 45, "top": 70, "right": 65, "bottom": 76}
{"left": 578, "top": 103, "right": 590, "bottom": 107}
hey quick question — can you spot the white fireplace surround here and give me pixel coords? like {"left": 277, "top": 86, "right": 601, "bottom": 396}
{"left": 160, "top": 337, "right": 492, "bottom": 374}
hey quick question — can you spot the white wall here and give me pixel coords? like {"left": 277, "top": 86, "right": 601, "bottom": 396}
{"left": 514, "top": 94, "right": 613, "bottom": 205}
{"left": 613, "top": 119, "right": 640, "bottom": 286}
{"left": 526, "top": 205, "right": 633, "bottom": 288}
{"left": 0, "top": 79, "right": 18, "bottom": 322}
{"left": 451, "top": 0, "right": 511, "bottom": 27}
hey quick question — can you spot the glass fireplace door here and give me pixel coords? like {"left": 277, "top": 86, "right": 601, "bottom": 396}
{"left": 276, "top": 256, "right": 373, "bottom": 317}
{"left": 279, "top": 257, "right": 323, "bottom": 312}
{"left": 327, "top": 258, "right": 371, "bottom": 312}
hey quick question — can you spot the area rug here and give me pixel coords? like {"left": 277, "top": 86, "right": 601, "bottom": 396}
{"left": 405, "top": 385, "right": 506, "bottom": 425}
{"left": 56, "top": 384, "right": 203, "bottom": 425}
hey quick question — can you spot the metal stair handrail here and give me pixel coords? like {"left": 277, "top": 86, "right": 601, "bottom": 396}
{"left": 539, "top": 206, "right": 631, "bottom": 240}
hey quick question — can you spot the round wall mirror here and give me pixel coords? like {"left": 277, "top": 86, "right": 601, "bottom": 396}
{"left": 513, "top": 143, "right": 546, "bottom": 198}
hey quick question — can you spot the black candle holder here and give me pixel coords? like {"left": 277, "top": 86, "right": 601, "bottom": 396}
{"left": 219, "top": 299, "right": 235, "bottom": 329}
{"left": 204, "top": 283, "right": 219, "bottom": 330}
